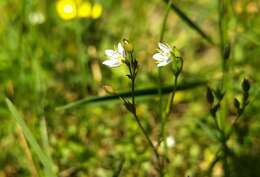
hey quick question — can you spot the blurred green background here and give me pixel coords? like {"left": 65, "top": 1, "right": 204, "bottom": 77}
{"left": 0, "top": 0, "right": 260, "bottom": 176}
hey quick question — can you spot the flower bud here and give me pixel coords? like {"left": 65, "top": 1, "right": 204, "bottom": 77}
{"left": 242, "top": 78, "right": 250, "bottom": 92}
{"left": 215, "top": 87, "right": 225, "bottom": 101}
{"left": 123, "top": 39, "right": 134, "bottom": 53}
{"left": 206, "top": 87, "right": 214, "bottom": 105}
{"left": 172, "top": 57, "right": 183, "bottom": 76}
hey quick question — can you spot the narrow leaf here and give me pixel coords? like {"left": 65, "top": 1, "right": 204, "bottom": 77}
{"left": 56, "top": 79, "right": 207, "bottom": 111}
{"left": 5, "top": 98, "right": 56, "bottom": 177}
{"left": 163, "top": 0, "right": 214, "bottom": 44}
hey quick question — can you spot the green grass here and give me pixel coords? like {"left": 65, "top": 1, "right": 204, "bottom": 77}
{"left": 6, "top": 98, "right": 56, "bottom": 177}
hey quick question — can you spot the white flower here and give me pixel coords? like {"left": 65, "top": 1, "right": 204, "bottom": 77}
{"left": 102, "top": 43, "right": 126, "bottom": 68}
{"left": 153, "top": 42, "right": 173, "bottom": 67}
{"left": 28, "top": 12, "right": 45, "bottom": 25}
{"left": 166, "top": 136, "right": 175, "bottom": 148}
{"left": 158, "top": 135, "right": 176, "bottom": 152}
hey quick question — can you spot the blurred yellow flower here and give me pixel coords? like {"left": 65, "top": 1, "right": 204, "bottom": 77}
{"left": 56, "top": 0, "right": 103, "bottom": 20}
{"left": 56, "top": 0, "right": 77, "bottom": 20}
{"left": 91, "top": 3, "right": 103, "bottom": 19}
{"left": 78, "top": 1, "right": 92, "bottom": 18}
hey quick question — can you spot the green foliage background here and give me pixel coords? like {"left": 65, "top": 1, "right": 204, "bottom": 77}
{"left": 0, "top": 0, "right": 260, "bottom": 176}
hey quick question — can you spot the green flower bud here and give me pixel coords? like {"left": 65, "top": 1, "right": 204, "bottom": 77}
{"left": 242, "top": 78, "right": 250, "bottom": 92}
{"left": 215, "top": 87, "right": 225, "bottom": 101}
{"left": 123, "top": 39, "right": 134, "bottom": 53}
{"left": 172, "top": 57, "right": 183, "bottom": 76}
{"left": 206, "top": 87, "right": 214, "bottom": 105}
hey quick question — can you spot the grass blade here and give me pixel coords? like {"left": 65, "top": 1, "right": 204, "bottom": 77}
{"left": 16, "top": 126, "right": 40, "bottom": 177}
{"left": 163, "top": 0, "right": 214, "bottom": 44}
{"left": 56, "top": 79, "right": 207, "bottom": 111}
{"left": 112, "top": 158, "right": 125, "bottom": 177}
{"left": 5, "top": 98, "right": 56, "bottom": 177}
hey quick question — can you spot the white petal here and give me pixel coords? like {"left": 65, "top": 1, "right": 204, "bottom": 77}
{"left": 102, "top": 59, "right": 122, "bottom": 68}
{"left": 111, "top": 52, "right": 122, "bottom": 60}
{"left": 117, "top": 42, "right": 126, "bottom": 57}
{"left": 159, "top": 42, "right": 171, "bottom": 54}
{"left": 156, "top": 58, "right": 172, "bottom": 67}
{"left": 153, "top": 53, "right": 168, "bottom": 61}
{"left": 105, "top": 50, "right": 116, "bottom": 57}
{"left": 157, "top": 62, "right": 168, "bottom": 67}
{"left": 166, "top": 136, "right": 175, "bottom": 148}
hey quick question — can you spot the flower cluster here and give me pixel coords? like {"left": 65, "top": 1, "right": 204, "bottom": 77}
{"left": 56, "top": 0, "right": 103, "bottom": 20}
{"left": 103, "top": 41, "right": 181, "bottom": 68}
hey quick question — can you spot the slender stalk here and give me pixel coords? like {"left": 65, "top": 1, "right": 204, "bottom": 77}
{"left": 160, "top": 0, "right": 172, "bottom": 41}
{"left": 128, "top": 52, "right": 163, "bottom": 175}
{"left": 218, "top": 0, "right": 228, "bottom": 90}
{"left": 131, "top": 79, "right": 163, "bottom": 176}
{"left": 158, "top": 0, "right": 172, "bottom": 148}
{"left": 218, "top": 0, "right": 230, "bottom": 176}
{"left": 160, "top": 74, "right": 178, "bottom": 161}
{"left": 129, "top": 58, "right": 159, "bottom": 159}
{"left": 212, "top": 116, "right": 223, "bottom": 137}
{"left": 133, "top": 113, "right": 160, "bottom": 160}
{"left": 211, "top": 110, "right": 232, "bottom": 177}
{"left": 130, "top": 52, "right": 135, "bottom": 105}
{"left": 164, "top": 75, "right": 178, "bottom": 119}
{"left": 212, "top": 116, "right": 230, "bottom": 177}
{"left": 225, "top": 115, "right": 240, "bottom": 140}
{"left": 158, "top": 69, "right": 163, "bottom": 125}
{"left": 218, "top": 0, "right": 229, "bottom": 130}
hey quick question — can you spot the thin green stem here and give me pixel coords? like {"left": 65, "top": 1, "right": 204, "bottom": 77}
{"left": 165, "top": 75, "right": 178, "bottom": 119}
{"left": 158, "top": 0, "right": 172, "bottom": 145}
{"left": 218, "top": 0, "right": 229, "bottom": 93}
{"left": 218, "top": 1, "right": 230, "bottom": 176}
{"left": 128, "top": 53, "right": 163, "bottom": 175}
{"left": 215, "top": 125, "right": 229, "bottom": 177}
{"left": 129, "top": 57, "right": 158, "bottom": 158}
{"left": 158, "top": 69, "right": 163, "bottom": 122}
{"left": 130, "top": 52, "right": 135, "bottom": 105}
{"left": 211, "top": 111, "right": 231, "bottom": 177}
{"left": 160, "top": 0, "right": 172, "bottom": 41}
{"left": 133, "top": 113, "right": 160, "bottom": 160}
{"left": 160, "top": 75, "right": 178, "bottom": 158}
{"left": 132, "top": 76, "right": 160, "bottom": 163}
{"left": 225, "top": 115, "right": 239, "bottom": 139}
{"left": 213, "top": 116, "right": 222, "bottom": 136}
